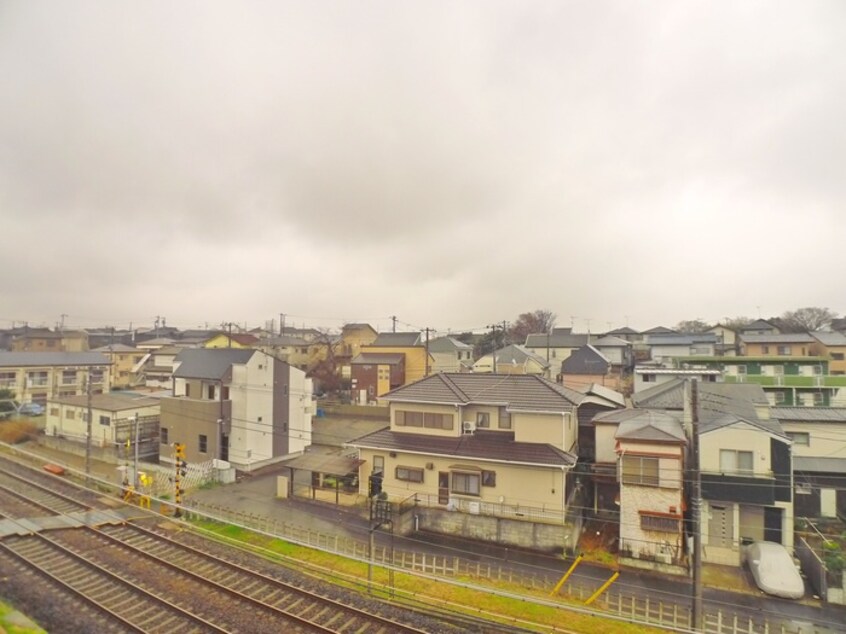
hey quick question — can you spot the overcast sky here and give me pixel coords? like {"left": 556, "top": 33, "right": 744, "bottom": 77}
{"left": 2, "top": 1, "right": 844, "bottom": 335}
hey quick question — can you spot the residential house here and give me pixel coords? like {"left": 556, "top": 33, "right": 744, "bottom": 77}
{"left": 810, "top": 331, "right": 846, "bottom": 375}
{"left": 560, "top": 345, "right": 615, "bottom": 390}
{"left": 632, "top": 380, "right": 793, "bottom": 567}
{"left": 203, "top": 332, "right": 260, "bottom": 349}
{"left": 161, "top": 348, "right": 313, "bottom": 470}
{"left": 92, "top": 344, "right": 146, "bottom": 389}
{"left": 359, "top": 332, "right": 432, "bottom": 385}
{"left": 278, "top": 326, "right": 322, "bottom": 342}
{"left": 590, "top": 335, "right": 634, "bottom": 371}
{"left": 644, "top": 333, "right": 717, "bottom": 364}
{"left": 136, "top": 337, "right": 177, "bottom": 351}
{"left": 707, "top": 324, "right": 739, "bottom": 356}
{"left": 604, "top": 327, "right": 642, "bottom": 343}
{"left": 345, "top": 373, "right": 585, "bottom": 551}
{"left": 524, "top": 329, "right": 589, "bottom": 367}
{"left": 428, "top": 336, "right": 474, "bottom": 373}
{"left": 350, "top": 353, "right": 405, "bottom": 402}
{"left": 136, "top": 346, "right": 182, "bottom": 389}
{"left": 739, "top": 333, "right": 814, "bottom": 357}
{"left": 257, "top": 335, "right": 314, "bottom": 372}
{"left": 11, "top": 328, "right": 89, "bottom": 352}
{"left": 337, "top": 323, "right": 379, "bottom": 359}
{"left": 45, "top": 392, "right": 160, "bottom": 458}
{"left": 642, "top": 326, "right": 677, "bottom": 336}
{"left": 0, "top": 352, "right": 110, "bottom": 406}
{"left": 85, "top": 328, "right": 134, "bottom": 349}
{"left": 739, "top": 320, "right": 781, "bottom": 337}
{"left": 772, "top": 406, "right": 846, "bottom": 519}
{"left": 611, "top": 409, "right": 687, "bottom": 570}
{"left": 473, "top": 344, "right": 549, "bottom": 376}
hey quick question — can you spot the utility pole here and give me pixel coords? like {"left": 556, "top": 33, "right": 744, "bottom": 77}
{"left": 391, "top": 316, "right": 397, "bottom": 333}
{"left": 154, "top": 316, "right": 160, "bottom": 338}
{"left": 227, "top": 322, "right": 232, "bottom": 348}
{"left": 424, "top": 327, "right": 431, "bottom": 376}
{"left": 280, "top": 313, "right": 286, "bottom": 336}
{"left": 133, "top": 413, "right": 140, "bottom": 488}
{"left": 489, "top": 323, "right": 498, "bottom": 373}
{"left": 689, "top": 379, "right": 703, "bottom": 631}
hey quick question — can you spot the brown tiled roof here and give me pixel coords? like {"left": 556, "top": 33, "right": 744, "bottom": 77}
{"left": 347, "top": 428, "right": 576, "bottom": 467}
{"left": 382, "top": 372, "right": 583, "bottom": 411}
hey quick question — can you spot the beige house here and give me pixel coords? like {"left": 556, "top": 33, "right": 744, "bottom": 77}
{"left": 810, "top": 331, "right": 846, "bottom": 375}
{"left": 93, "top": 344, "right": 146, "bottom": 389}
{"left": 258, "top": 335, "right": 315, "bottom": 372}
{"left": 0, "top": 352, "right": 110, "bottom": 406}
{"left": 11, "top": 328, "right": 89, "bottom": 352}
{"left": 472, "top": 344, "right": 549, "bottom": 376}
{"left": 359, "top": 332, "right": 433, "bottom": 385}
{"left": 428, "top": 336, "right": 474, "bottom": 373}
{"left": 345, "top": 373, "right": 584, "bottom": 552}
{"left": 739, "top": 333, "right": 814, "bottom": 357}
{"left": 45, "top": 392, "right": 160, "bottom": 448}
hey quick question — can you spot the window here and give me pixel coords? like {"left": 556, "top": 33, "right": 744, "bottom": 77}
{"left": 161, "top": 427, "right": 169, "bottom": 444}
{"left": 395, "top": 466, "right": 424, "bottom": 483}
{"left": 621, "top": 455, "right": 659, "bottom": 486}
{"left": 813, "top": 392, "right": 825, "bottom": 406}
{"left": 49, "top": 407, "right": 59, "bottom": 416}
{"left": 642, "top": 374, "right": 655, "bottom": 383}
{"left": 62, "top": 370, "right": 76, "bottom": 384}
{"left": 222, "top": 386, "right": 230, "bottom": 400}
{"left": 66, "top": 410, "right": 75, "bottom": 420}
{"left": 99, "top": 415, "right": 110, "bottom": 426}
{"left": 775, "top": 391, "right": 787, "bottom": 404}
{"left": 812, "top": 365, "right": 822, "bottom": 375}
{"left": 199, "top": 434, "right": 208, "bottom": 453}
{"left": 832, "top": 353, "right": 845, "bottom": 361}
{"left": 777, "top": 345, "right": 791, "bottom": 356}
{"left": 786, "top": 432, "right": 809, "bottom": 446}
{"left": 0, "top": 371, "right": 15, "bottom": 387}
{"left": 373, "top": 455, "right": 384, "bottom": 475}
{"left": 27, "top": 371, "right": 48, "bottom": 387}
{"left": 451, "top": 472, "right": 480, "bottom": 496}
{"left": 720, "top": 449, "right": 753, "bottom": 475}
{"left": 476, "top": 412, "right": 490, "bottom": 428}
{"left": 395, "top": 410, "right": 453, "bottom": 430}
{"left": 772, "top": 365, "right": 785, "bottom": 375}
{"left": 208, "top": 384, "right": 216, "bottom": 400}
{"left": 762, "top": 345, "right": 770, "bottom": 354}
{"left": 185, "top": 384, "right": 191, "bottom": 397}
{"left": 498, "top": 409, "right": 511, "bottom": 430}
{"left": 640, "top": 513, "right": 681, "bottom": 533}
{"left": 89, "top": 369, "right": 104, "bottom": 383}
{"left": 795, "top": 482, "right": 812, "bottom": 495}
{"left": 736, "top": 365, "right": 747, "bottom": 375}
{"left": 482, "top": 470, "right": 496, "bottom": 487}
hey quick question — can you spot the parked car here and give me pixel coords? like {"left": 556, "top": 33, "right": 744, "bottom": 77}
{"left": 18, "top": 402, "right": 45, "bottom": 416}
{"left": 745, "top": 541, "right": 805, "bottom": 599}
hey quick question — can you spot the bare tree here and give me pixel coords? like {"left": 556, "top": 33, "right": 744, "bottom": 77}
{"left": 720, "top": 316, "right": 754, "bottom": 331}
{"left": 675, "top": 319, "right": 711, "bottom": 333}
{"left": 779, "top": 307, "right": 839, "bottom": 333}
{"left": 508, "top": 309, "right": 557, "bottom": 344}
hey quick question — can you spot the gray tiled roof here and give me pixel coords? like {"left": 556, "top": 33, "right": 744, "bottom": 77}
{"left": 771, "top": 407, "right": 846, "bottom": 422}
{"left": 173, "top": 349, "right": 256, "bottom": 380}
{"left": 608, "top": 409, "right": 686, "bottom": 443}
{"left": 700, "top": 413, "right": 785, "bottom": 438}
{"left": 92, "top": 344, "right": 140, "bottom": 353}
{"left": 739, "top": 333, "right": 814, "bottom": 344}
{"left": 591, "top": 335, "right": 631, "bottom": 347}
{"left": 525, "top": 333, "right": 589, "bottom": 348}
{"left": 632, "top": 379, "right": 768, "bottom": 421}
{"left": 606, "top": 327, "right": 639, "bottom": 335}
{"left": 346, "top": 428, "right": 577, "bottom": 467}
{"left": 428, "top": 336, "right": 473, "bottom": 353}
{"left": 372, "top": 332, "right": 422, "bottom": 347}
{"left": 0, "top": 352, "right": 110, "bottom": 367}
{"left": 382, "top": 372, "right": 583, "bottom": 411}
{"left": 642, "top": 326, "right": 677, "bottom": 334}
{"left": 810, "top": 331, "right": 846, "bottom": 346}
{"left": 560, "top": 345, "right": 610, "bottom": 375}
{"left": 492, "top": 344, "right": 548, "bottom": 367}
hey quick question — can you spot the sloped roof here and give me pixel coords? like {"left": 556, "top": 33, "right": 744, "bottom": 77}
{"left": 173, "top": 348, "right": 256, "bottom": 380}
{"left": 771, "top": 407, "right": 846, "bottom": 422}
{"left": 632, "top": 379, "right": 768, "bottom": 421}
{"left": 578, "top": 383, "right": 627, "bottom": 407}
{"left": 372, "top": 332, "right": 422, "bottom": 347}
{"left": 92, "top": 344, "right": 140, "bottom": 353}
{"left": 351, "top": 353, "right": 405, "bottom": 365}
{"left": 740, "top": 333, "right": 814, "bottom": 344}
{"left": 606, "top": 326, "right": 639, "bottom": 335}
{"left": 346, "top": 428, "right": 577, "bottom": 467}
{"left": 490, "top": 344, "right": 548, "bottom": 367}
{"left": 382, "top": 372, "right": 584, "bottom": 411}
{"left": 0, "top": 352, "right": 110, "bottom": 368}
{"left": 647, "top": 333, "right": 717, "bottom": 345}
{"left": 261, "top": 335, "right": 310, "bottom": 346}
{"left": 740, "top": 319, "right": 778, "bottom": 332}
{"left": 428, "top": 336, "right": 473, "bottom": 353}
{"left": 642, "top": 326, "right": 677, "bottom": 334}
{"left": 591, "top": 335, "right": 631, "bottom": 347}
{"left": 700, "top": 413, "right": 785, "bottom": 438}
{"left": 810, "top": 331, "right": 846, "bottom": 346}
{"left": 561, "top": 345, "right": 610, "bottom": 375}
{"left": 608, "top": 409, "right": 686, "bottom": 443}
{"left": 525, "top": 333, "right": 589, "bottom": 348}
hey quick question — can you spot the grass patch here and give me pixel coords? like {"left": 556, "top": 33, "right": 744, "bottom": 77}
{"left": 0, "top": 601, "right": 46, "bottom": 633}
{"left": 189, "top": 518, "right": 664, "bottom": 633}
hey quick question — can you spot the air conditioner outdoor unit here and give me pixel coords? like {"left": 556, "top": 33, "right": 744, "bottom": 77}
{"left": 462, "top": 421, "right": 476, "bottom": 434}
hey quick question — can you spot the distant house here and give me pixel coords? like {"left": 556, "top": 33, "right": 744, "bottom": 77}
{"left": 739, "top": 333, "right": 814, "bottom": 357}
{"left": 641, "top": 326, "right": 677, "bottom": 337}
{"left": 345, "top": 373, "right": 584, "bottom": 551}
{"left": 604, "top": 327, "right": 642, "bottom": 343}
{"left": 203, "top": 332, "right": 259, "bottom": 349}
{"left": 10, "top": 328, "right": 89, "bottom": 352}
{"left": 560, "top": 345, "right": 614, "bottom": 390}
{"left": 258, "top": 335, "right": 314, "bottom": 372}
{"left": 350, "top": 353, "right": 405, "bottom": 402}
{"left": 707, "top": 324, "right": 739, "bottom": 356}
{"left": 136, "top": 346, "right": 182, "bottom": 389}
{"left": 810, "top": 331, "right": 846, "bottom": 375}
{"left": 0, "top": 352, "right": 110, "bottom": 406}
{"left": 632, "top": 366, "right": 720, "bottom": 392}
{"left": 359, "top": 332, "right": 432, "bottom": 386}
{"left": 644, "top": 333, "right": 717, "bottom": 363}
{"left": 739, "top": 320, "right": 781, "bottom": 337}
{"left": 428, "top": 336, "right": 474, "bottom": 373}
{"left": 473, "top": 344, "right": 549, "bottom": 376}
{"left": 161, "top": 348, "right": 313, "bottom": 470}
{"left": 92, "top": 344, "right": 146, "bottom": 389}
{"left": 524, "top": 330, "right": 589, "bottom": 366}
{"left": 336, "top": 323, "right": 379, "bottom": 379}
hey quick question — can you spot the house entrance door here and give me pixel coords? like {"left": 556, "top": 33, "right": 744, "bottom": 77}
{"left": 438, "top": 472, "right": 449, "bottom": 505}
{"left": 708, "top": 504, "right": 733, "bottom": 548}
{"left": 764, "top": 507, "right": 782, "bottom": 543}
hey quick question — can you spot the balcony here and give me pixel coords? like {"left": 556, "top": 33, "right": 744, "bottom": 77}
{"left": 724, "top": 375, "right": 846, "bottom": 388}
{"left": 700, "top": 471, "right": 778, "bottom": 505}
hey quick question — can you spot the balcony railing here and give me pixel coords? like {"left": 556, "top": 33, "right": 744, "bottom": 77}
{"left": 724, "top": 375, "right": 846, "bottom": 387}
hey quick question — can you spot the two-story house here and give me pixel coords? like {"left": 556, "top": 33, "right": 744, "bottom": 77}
{"left": 739, "top": 333, "right": 814, "bottom": 357}
{"left": 810, "top": 331, "right": 846, "bottom": 375}
{"left": 428, "top": 336, "right": 474, "bottom": 373}
{"left": 92, "top": 344, "right": 146, "bottom": 389}
{"left": 359, "top": 332, "right": 433, "bottom": 385}
{"left": 350, "top": 353, "right": 405, "bottom": 402}
{"left": 644, "top": 333, "right": 717, "bottom": 364}
{"left": 10, "top": 328, "right": 90, "bottom": 352}
{"left": 0, "top": 352, "right": 110, "bottom": 406}
{"left": 161, "top": 348, "right": 313, "bottom": 471}
{"left": 739, "top": 320, "right": 781, "bottom": 337}
{"left": 524, "top": 329, "right": 589, "bottom": 366}
{"left": 345, "top": 373, "right": 584, "bottom": 552}
{"left": 772, "top": 406, "right": 846, "bottom": 519}
{"left": 472, "top": 344, "right": 549, "bottom": 376}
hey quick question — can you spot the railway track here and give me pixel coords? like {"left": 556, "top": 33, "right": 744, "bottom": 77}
{"left": 0, "top": 453, "right": 476, "bottom": 633}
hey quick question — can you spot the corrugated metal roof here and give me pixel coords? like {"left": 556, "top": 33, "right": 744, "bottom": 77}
{"left": 0, "top": 352, "right": 110, "bottom": 367}
{"left": 382, "top": 372, "right": 583, "bottom": 410}
{"left": 346, "top": 428, "right": 577, "bottom": 467}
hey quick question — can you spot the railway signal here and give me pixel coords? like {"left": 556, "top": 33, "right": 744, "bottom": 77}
{"left": 174, "top": 443, "right": 187, "bottom": 517}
